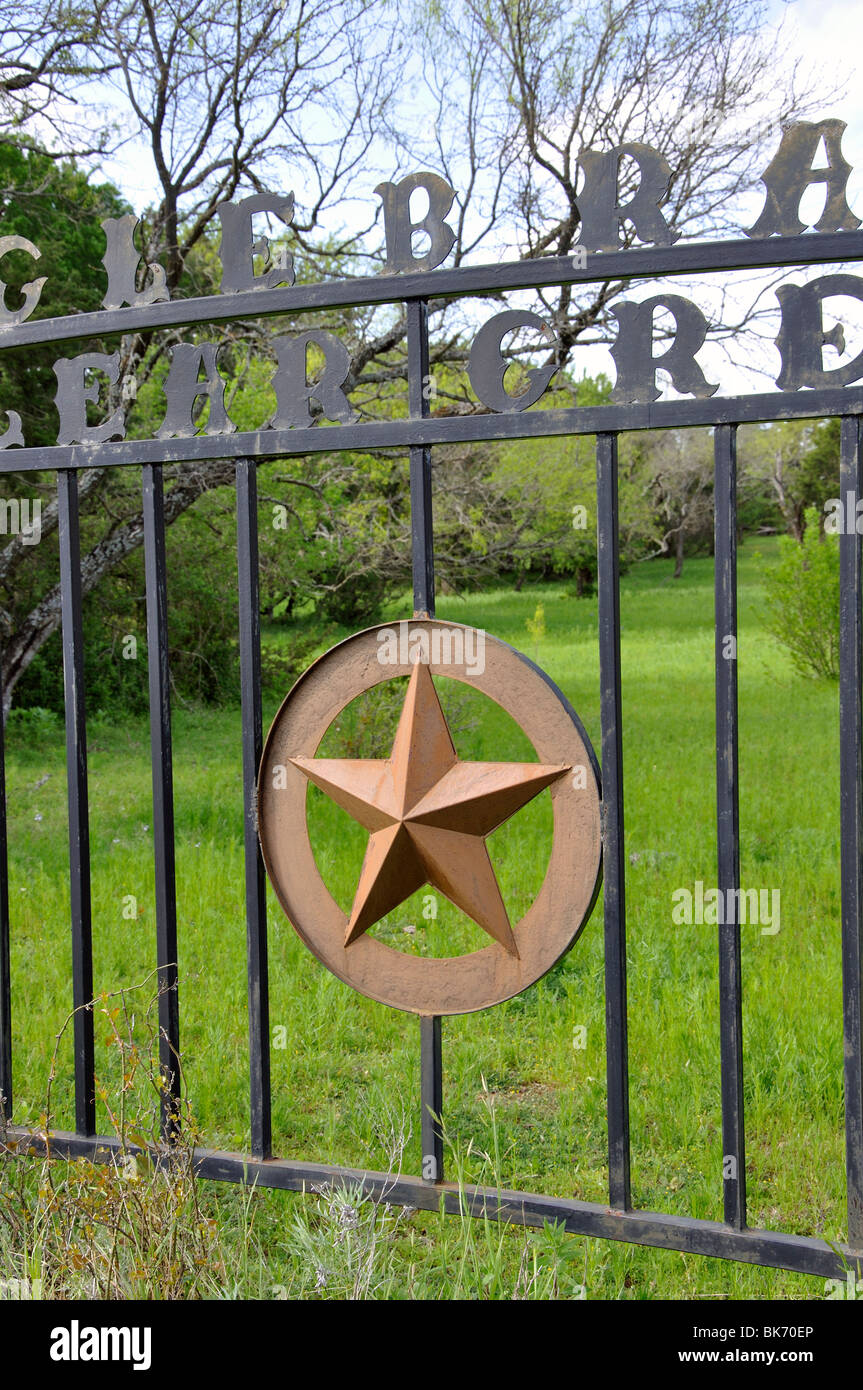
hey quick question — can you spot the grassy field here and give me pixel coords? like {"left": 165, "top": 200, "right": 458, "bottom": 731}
{"left": 1, "top": 535, "right": 851, "bottom": 1299}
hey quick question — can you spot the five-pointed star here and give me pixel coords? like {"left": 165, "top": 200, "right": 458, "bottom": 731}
{"left": 290, "top": 661, "right": 570, "bottom": 957}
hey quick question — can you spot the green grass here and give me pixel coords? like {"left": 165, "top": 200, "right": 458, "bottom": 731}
{"left": 1, "top": 536, "right": 850, "bottom": 1298}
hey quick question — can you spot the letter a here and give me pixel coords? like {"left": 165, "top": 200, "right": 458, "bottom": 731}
{"left": 747, "top": 119, "right": 860, "bottom": 238}
{"left": 824, "top": 497, "right": 843, "bottom": 533}
{"left": 671, "top": 888, "right": 691, "bottom": 925}
{"left": 50, "top": 1328, "right": 70, "bottom": 1361}
{"left": 157, "top": 344, "right": 236, "bottom": 438}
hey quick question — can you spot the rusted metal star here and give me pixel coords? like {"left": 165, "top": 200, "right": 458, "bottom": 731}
{"left": 290, "top": 660, "right": 569, "bottom": 957}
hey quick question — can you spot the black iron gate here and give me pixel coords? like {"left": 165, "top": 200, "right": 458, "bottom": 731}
{"left": 1, "top": 142, "right": 863, "bottom": 1283}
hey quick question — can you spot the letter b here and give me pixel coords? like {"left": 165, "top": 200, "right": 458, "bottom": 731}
{"left": 375, "top": 172, "right": 456, "bottom": 273}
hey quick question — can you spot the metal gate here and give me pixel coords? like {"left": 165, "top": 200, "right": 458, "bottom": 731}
{"left": 1, "top": 134, "right": 863, "bottom": 1283}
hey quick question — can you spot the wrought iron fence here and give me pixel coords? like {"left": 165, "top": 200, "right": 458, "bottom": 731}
{"left": 1, "top": 144, "right": 863, "bottom": 1283}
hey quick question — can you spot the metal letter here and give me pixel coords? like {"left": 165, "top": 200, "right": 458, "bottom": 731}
{"left": 157, "top": 344, "right": 236, "bottom": 438}
{"left": 577, "top": 143, "right": 679, "bottom": 252}
{"left": 0, "top": 236, "right": 46, "bottom": 326}
{"left": 269, "top": 331, "right": 356, "bottom": 427}
{"left": 774, "top": 274, "right": 863, "bottom": 389}
{"left": 746, "top": 119, "right": 861, "bottom": 238}
{"left": 610, "top": 295, "right": 718, "bottom": 403}
{"left": 374, "top": 172, "right": 456, "bottom": 273}
{"left": 0, "top": 411, "right": 23, "bottom": 449}
{"left": 53, "top": 353, "right": 126, "bottom": 446}
{"left": 217, "top": 192, "right": 295, "bottom": 294}
{"left": 101, "top": 216, "right": 169, "bottom": 309}
{"left": 468, "top": 310, "right": 558, "bottom": 413}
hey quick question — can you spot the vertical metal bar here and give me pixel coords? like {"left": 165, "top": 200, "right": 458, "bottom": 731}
{"left": 58, "top": 470, "right": 95, "bottom": 1136}
{"left": 714, "top": 422, "right": 747, "bottom": 1231}
{"left": 406, "top": 299, "right": 435, "bottom": 618}
{"left": 407, "top": 298, "right": 442, "bottom": 1170}
{"left": 236, "top": 458, "right": 272, "bottom": 1160}
{"left": 420, "top": 1014, "right": 443, "bottom": 1183}
{"left": 595, "top": 432, "right": 631, "bottom": 1210}
{"left": 840, "top": 414, "right": 863, "bottom": 1247}
{"left": 0, "top": 642, "right": 11, "bottom": 1120}
{"left": 142, "top": 464, "right": 180, "bottom": 1139}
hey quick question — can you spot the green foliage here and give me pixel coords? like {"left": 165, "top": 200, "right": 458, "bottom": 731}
{"left": 4, "top": 705, "right": 61, "bottom": 737}
{"left": 0, "top": 976, "right": 247, "bottom": 1299}
{"left": 491, "top": 376, "right": 607, "bottom": 589}
{"left": 763, "top": 506, "right": 839, "bottom": 679}
{"left": 161, "top": 501, "right": 241, "bottom": 706}
{"left": 315, "top": 565, "right": 391, "bottom": 627}
{"left": 319, "top": 676, "right": 480, "bottom": 760}
{"left": 14, "top": 601, "right": 150, "bottom": 717}
{"left": 489, "top": 375, "right": 659, "bottom": 592}
{"left": 259, "top": 628, "right": 332, "bottom": 697}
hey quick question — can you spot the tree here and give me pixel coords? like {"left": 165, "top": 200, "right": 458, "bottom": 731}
{"left": 89, "top": 0, "right": 397, "bottom": 289}
{"left": 623, "top": 428, "right": 715, "bottom": 578}
{"left": 0, "top": 2, "right": 119, "bottom": 163}
{"left": 0, "top": 0, "right": 405, "bottom": 715}
{"left": 740, "top": 419, "right": 840, "bottom": 540}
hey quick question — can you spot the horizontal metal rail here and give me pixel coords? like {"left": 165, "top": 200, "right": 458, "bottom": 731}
{"left": 2, "top": 229, "right": 863, "bottom": 353}
{"left": 2, "top": 388, "right": 862, "bottom": 476}
{"left": 4, "top": 1126, "right": 861, "bottom": 1281}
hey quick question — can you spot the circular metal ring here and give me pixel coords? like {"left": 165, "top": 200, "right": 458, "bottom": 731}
{"left": 258, "top": 620, "right": 602, "bottom": 1015}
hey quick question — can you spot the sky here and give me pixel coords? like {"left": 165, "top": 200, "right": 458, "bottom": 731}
{"left": 774, "top": 0, "right": 863, "bottom": 148}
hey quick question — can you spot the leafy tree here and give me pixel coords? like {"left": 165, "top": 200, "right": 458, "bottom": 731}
{"left": 404, "top": 0, "right": 825, "bottom": 364}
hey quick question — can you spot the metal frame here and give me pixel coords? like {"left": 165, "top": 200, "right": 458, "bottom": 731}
{"left": 2, "top": 230, "right": 863, "bottom": 1281}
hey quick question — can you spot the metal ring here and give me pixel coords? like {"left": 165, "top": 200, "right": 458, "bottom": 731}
{"left": 258, "top": 620, "right": 602, "bottom": 1015}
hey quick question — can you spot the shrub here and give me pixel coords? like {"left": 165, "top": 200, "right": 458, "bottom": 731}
{"left": 0, "top": 975, "right": 239, "bottom": 1299}
{"left": 259, "top": 628, "right": 333, "bottom": 697}
{"left": 763, "top": 507, "right": 839, "bottom": 679}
